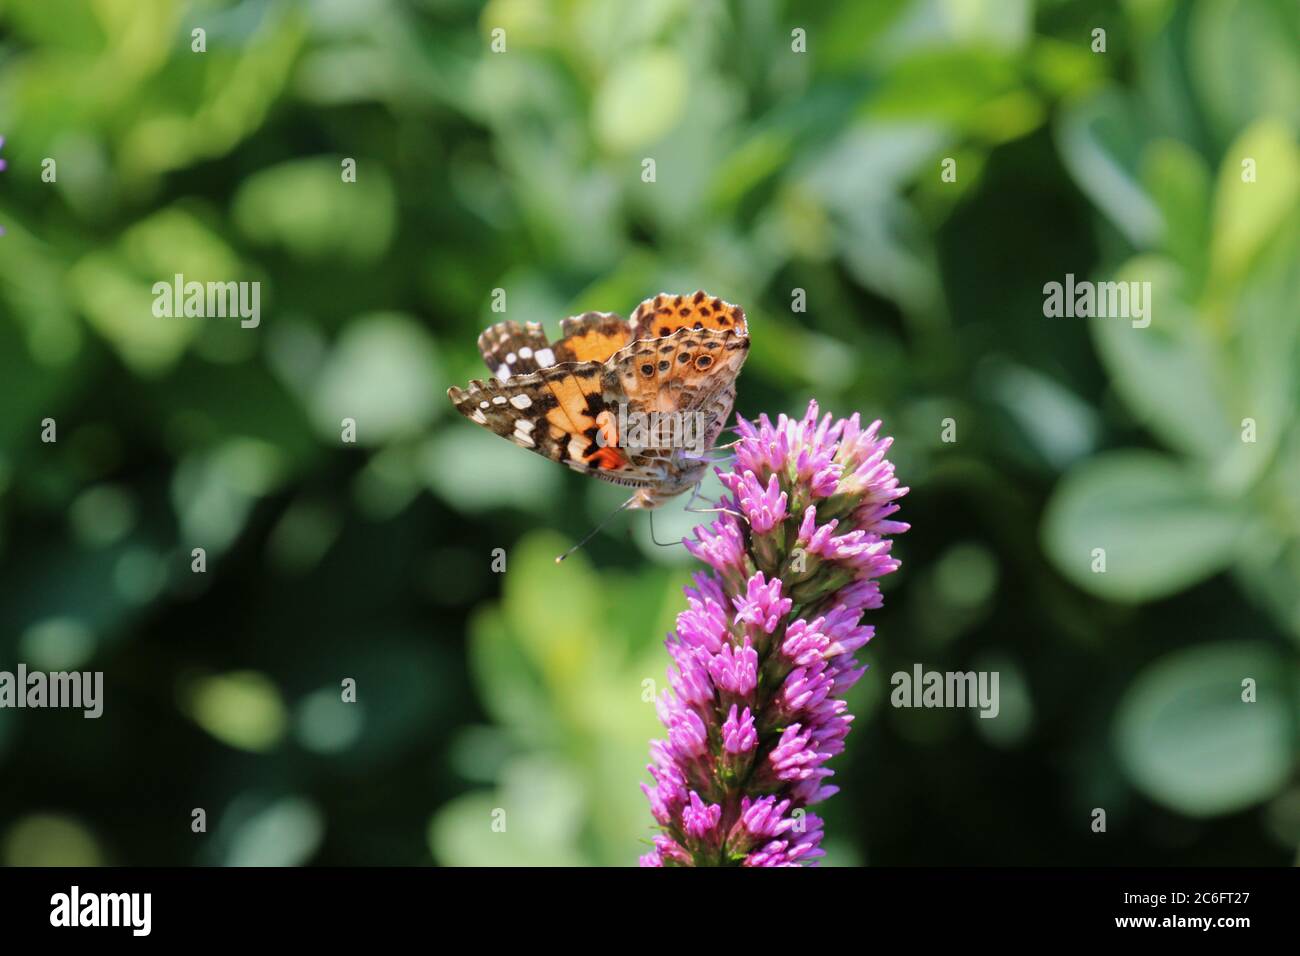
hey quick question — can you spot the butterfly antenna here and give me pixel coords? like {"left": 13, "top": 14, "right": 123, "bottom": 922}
{"left": 648, "top": 508, "right": 680, "bottom": 548}
{"left": 555, "top": 495, "right": 638, "bottom": 564}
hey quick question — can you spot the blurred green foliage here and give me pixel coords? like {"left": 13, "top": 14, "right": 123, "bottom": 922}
{"left": 0, "top": 0, "right": 1296, "bottom": 866}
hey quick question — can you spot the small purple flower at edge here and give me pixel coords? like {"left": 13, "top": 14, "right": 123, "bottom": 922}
{"left": 640, "top": 400, "right": 908, "bottom": 867}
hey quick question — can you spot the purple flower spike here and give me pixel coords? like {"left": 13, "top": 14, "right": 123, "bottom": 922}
{"left": 640, "top": 400, "right": 908, "bottom": 866}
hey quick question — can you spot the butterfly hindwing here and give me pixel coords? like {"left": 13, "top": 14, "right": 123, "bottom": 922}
{"left": 553, "top": 310, "right": 631, "bottom": 364}
{"left": 477, "top": 309, "right": 631, "bottom": 380}
{"left": 477, "top": 320, "right": 558, "bottom": 381}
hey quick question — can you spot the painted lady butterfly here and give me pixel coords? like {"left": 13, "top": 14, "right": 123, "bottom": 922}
{"left": 448, "top": 291, "right": 749, "bottom": 509}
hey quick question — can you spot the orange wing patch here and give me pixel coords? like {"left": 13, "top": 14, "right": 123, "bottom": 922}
{"left": 537, "top": 366, "right": 628, "bottom": 473}
{"left": 553, "top": 311, "right": 632, "bottom": 364}
{"left": 541, "top": 368, "right": 599, "bottom": 438}
{"left": 630, "top": 290, "right": 747, "bottom": 343}
{"left": 587, "top": 446, "right": 627, "bottom": 470}
{"left": 588, "top": 410, "right": 624, "bottom": 469}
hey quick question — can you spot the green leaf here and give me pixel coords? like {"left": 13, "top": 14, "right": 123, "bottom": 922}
{"left": 709, "top": 128, "right": 795, "bottom": 210}
{"left": 1115, "top": 642, "right": 1293, "bottom": 817}
{"left": 1208, "top": 120, "right": 1300, "bottom": 290}
{"left": 467, "top": 605, "right": 557, "bottom": 749}
{"left": 1233, "top": 426, "right": 1300, "bottom": 644}
{"left": 181, "top": 671, "right": 288, "bottom": 753}
{"left": 69, "top": 205, "right": 244, "bottom": 375}
{"left": 219, "top": 796, "right": 324, "bottom": 867}
{"left": 462, "top": 532, "right": 681, "bottom": 864}
{"left": 233, "top": 158, "right": 396, "bottom": 263}
{"left": 1055, "top": 87, "right": 1161, "bottom": 246}
{"left": 1043, "top": 450, "right": 1244, "bottom": 602}
{"left": 420, "top": 427, "right": 562, "bottom": 515}
{"left": 117, "top": 8, "right": 307, "bottom": 180}
{"left": 867, "top": 50, "right": 1035, "bottom": 135}
{"left": 309, "top": 313, "right": 443, "bottom": 445}
{"left": 500, "top": 532, "right": 610, "bottom": 696}
{"left": 171, "top": 438, "right": 289, "bottom": 555}
{"left": 983, "top": 359, "right": 1100, "bottom": 469}
{"left": 465, "top": 531, "right": 618, "bottom": 739}
{"left": 1142, "top": 138, "right": 1211, "bottom": 294}
{"left": 1214, "top": 234, "right": 1300, "bottom": 492}
{"left": 428, "top": 757, "right": 588, "bottom": 866}
{"left": 1090, "top": 256, "right": 1236, "bottom": 462}
{"left": 1233, "top": 538, "right": 1300, "bottom": 649}
{"left": 1189, "top": 0, "right": 1300, "bottom": 150}
{"left": 592, "top": 49, "right": 687, "bottom": 153}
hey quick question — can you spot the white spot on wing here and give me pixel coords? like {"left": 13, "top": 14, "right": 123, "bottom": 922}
{"left": 535, "top": 348, "right": 556, "bottom": 367}
{"left": 496, "top": 364, "right": 511, "bottom": 381}
{"left": 518, "top": 346, "right": 533, "bottom": 359}
{"left": 509, "top": 394, "right": 532, "bottom": 409}
{"left": 492, "top": 396, "right": 507, "bottom": 405}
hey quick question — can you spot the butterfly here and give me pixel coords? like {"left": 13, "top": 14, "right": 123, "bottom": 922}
{"left": 447, "top": 291, "right": 749, "bottom": 510}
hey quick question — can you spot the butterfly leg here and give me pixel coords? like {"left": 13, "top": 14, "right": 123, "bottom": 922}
{"left": 683, "top": 482, "right": 704, "bottom": 512}
{"left": 686, "top": 438, "right": 740, "bottom": 464}
{"left": 686, "top": 504, "right": 749, "bottom": 523}
{"left": 683, "top": 489, "right": 749, "bottom": 524}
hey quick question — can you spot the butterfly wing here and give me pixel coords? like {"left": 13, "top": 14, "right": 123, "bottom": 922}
{"left": 602, "top": 324, "right": 749, "bottom": 474}
{"left": 448, "top": 364, "right": 667, "bottom": 489}
{"left": 477, "top": 320, "right": 556, "bottom": 381}
{"left": 605, "top": 325, "right": 748, "bottom": 419}
{"left": 629, "top": 291, "right": 747, "bottom": 342}
{"left": 475, "top": 309, "right": 632, "bottom": 383}
{"left": 553, "top": 311, "right": 632, "bottom": 363}
{"left": 452, "top": 293, "right": 748, "bottom": 500}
